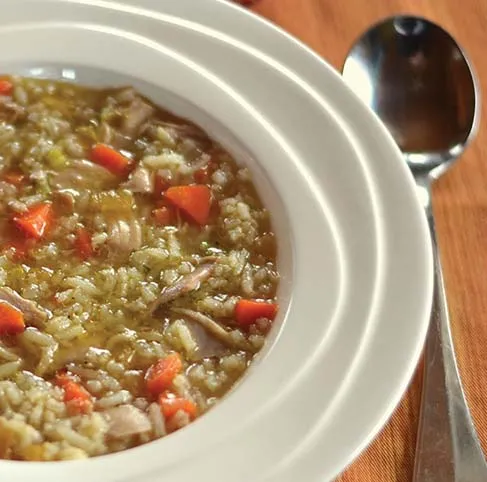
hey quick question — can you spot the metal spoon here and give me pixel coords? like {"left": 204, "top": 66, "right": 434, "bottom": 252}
{"left": 342, "top": 15, "right": 484, "bottom": 481}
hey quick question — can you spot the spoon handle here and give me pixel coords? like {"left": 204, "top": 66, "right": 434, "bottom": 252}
{"left": 413, "top": 208, "right": 487, "bottom": 482}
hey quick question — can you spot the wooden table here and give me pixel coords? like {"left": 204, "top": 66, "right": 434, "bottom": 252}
{"left": 250, "top": 1, "right": 487, "bottom": 480}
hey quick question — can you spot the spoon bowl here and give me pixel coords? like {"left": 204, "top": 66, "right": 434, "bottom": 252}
{"left": 343, "top": 15, "right": 485, "bottom": 482}
{"left": 343, "top": 16, "right": 480, "bottom": 179}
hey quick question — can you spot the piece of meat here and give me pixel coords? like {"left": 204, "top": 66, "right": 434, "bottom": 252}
{"left": 113, "top": 87, "right": 137, "bottom": 104}
{"left": 52, "top": 190, "right": 76, "bottom": 214}
{"left": 107, "top": 219, "right": 142, "bottom": 255}
{"left": 104, "top": 405, "right": 152, "bottom": 439}
{"left": 122, "top": 166, "right": 153, "bottom": 194}
{"left": 0, "top": 97, "right": 26, "bottom": 123}
{"left": 98, "top": 122, "right": 113, "bottom": 145}
{"left": 120, "top": 97, "right": 154, "bottom": 139}
{"left": 172, "top": 308, "right": 251, "bottom": 351}
{"left": 98, "top": 122, "right": 128, "bottom": 150}
{"left": 150, "top": 263, "right": 214, "bottom": 312}
{"left": 184, "top": 319, "right": 228, "bottom": 360}
{"left": 0, "top": 287, "right": 47, "bottom": 326}
{"left": 158, "top": 121, "right": 208, "bottom": 143}
{"left": 51, "top": 160, "right": 115, "bottom": 190}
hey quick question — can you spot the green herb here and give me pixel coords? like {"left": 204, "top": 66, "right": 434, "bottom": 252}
{"left": 37, "top": 177, "right": 51, "bottom": 195}
{"left": 46, "top": 147, "right": 67, "bottom": 170}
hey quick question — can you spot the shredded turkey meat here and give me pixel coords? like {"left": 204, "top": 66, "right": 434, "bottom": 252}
{"left": 0, "top": 287, "right": 48, "bottom": 326}
{"left": 104, "top": 405, "right": 152, "bottom": 439}
{"left": 51, "top": 160, "right": 115, "bottom": 190}
{"left": 172, "top": 307, "right": 251, "bottom": 351}
{"left": 122, "top": 166, "right": 153, "bottom": 194}
{"left": 120, "top": 97, "right": 154, "bottom": 139}
{"left": 107, "top": 219, "right": 143, "bottom": 254}
{"left": 151, "top": 263, "right": 215, "bottom": 311}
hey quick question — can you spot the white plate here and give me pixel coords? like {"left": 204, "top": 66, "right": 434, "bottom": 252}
{"left": 0, "top": 1, "right": 433, "bottom": 481}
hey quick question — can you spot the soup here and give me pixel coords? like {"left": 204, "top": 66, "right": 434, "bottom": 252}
{"left": 0, "top": 76, "right": 279, "bottom": 461}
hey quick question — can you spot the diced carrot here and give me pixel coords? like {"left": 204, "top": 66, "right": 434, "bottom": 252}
{"left": 63, "top": 382, "right": 93, "bottom": 415}
{"left": 74, "top": 227, "right": 94, "bottom": 260}
{"left": 4, "top": 237, "right": 30, "bottom": 262}
{"left": 159, "top": 392, "right": 197, "bottom": 420}
{"left": 90, "top": 144, "right": 131, "bottom": 176}
{"left": 55, "top": 373, "right": 93, "bottom": 415}
{"left": 154, "top": 174, "right": 170, "bottom": 198}
{"left": 0, "top": 301, "right": 25, "bottom": 336}
{"left": 3, "top": 224, "right": 33, "bottom": 261}
{"left": 235, "top": 299, "right": 279, "bottom": 327}
{"left": 13, "top": 203, "right": 52, "bottom": 240}
{"left": 152, "top": 206, "right": 173, "bottom": 226}
{"left": 145, "top": 353, "right": 183, "bottom": 396}
{"left": 0, "top": 80, "right": 13, "bottom": 96}
{"left": 1, "top": 170, "right": 25, "bottom": 187}
{"left": 165, "top": 185, "right": 211, "bottom": 225}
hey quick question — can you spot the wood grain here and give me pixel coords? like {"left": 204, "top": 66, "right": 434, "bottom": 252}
{"left": 250, "top": 0, "right": 487, "bottom": 480}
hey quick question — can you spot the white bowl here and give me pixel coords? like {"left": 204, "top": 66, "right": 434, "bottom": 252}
{"left": 0, "top": 1, "right": 433, "bottom": 481}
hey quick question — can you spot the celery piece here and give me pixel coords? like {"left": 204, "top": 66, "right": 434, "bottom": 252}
{"left": 46, "top": 147, "right": 67, "bottom": 170}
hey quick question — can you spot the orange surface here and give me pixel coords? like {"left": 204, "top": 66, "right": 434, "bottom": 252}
{"left": 250, "top": 1, "right": 487, "bottom": 480}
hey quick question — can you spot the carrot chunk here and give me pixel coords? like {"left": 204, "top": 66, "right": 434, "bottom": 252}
{"left": 145, "top": 353, "right": 183, "bottom": 396}
{"left": 0, "top": 301, "right": 25, "bottom": 336}
{"left": 74, "top": 228, "right": 94, "bottom": 260}
{"left": 0, "top": 80, "right": 13, "bottom": 96}
{"left": 13, "top": 203, "right": 52, "bottom": 240}
{"left": 165, "top": 185, "right": 211, "bottom": 225}
{"left": 4, "top": 237, "right": 31, "bottom": 262}
{"left": 90, "top": 144, "right": 131, "bottom": 176}
{"left": 55, "top": 373, "right": 93, "bottom": 415}
{"left": 235, "top": 299, "right": 278, "bottom": 327}
{"left": 152, "top": 206, "right": 173, "bottom": 226}
{"left": 159, "top": 392, "right": 197, "bottom": 419}
{"left": 1, "top": 170, "right": 25, "bottom": 187}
